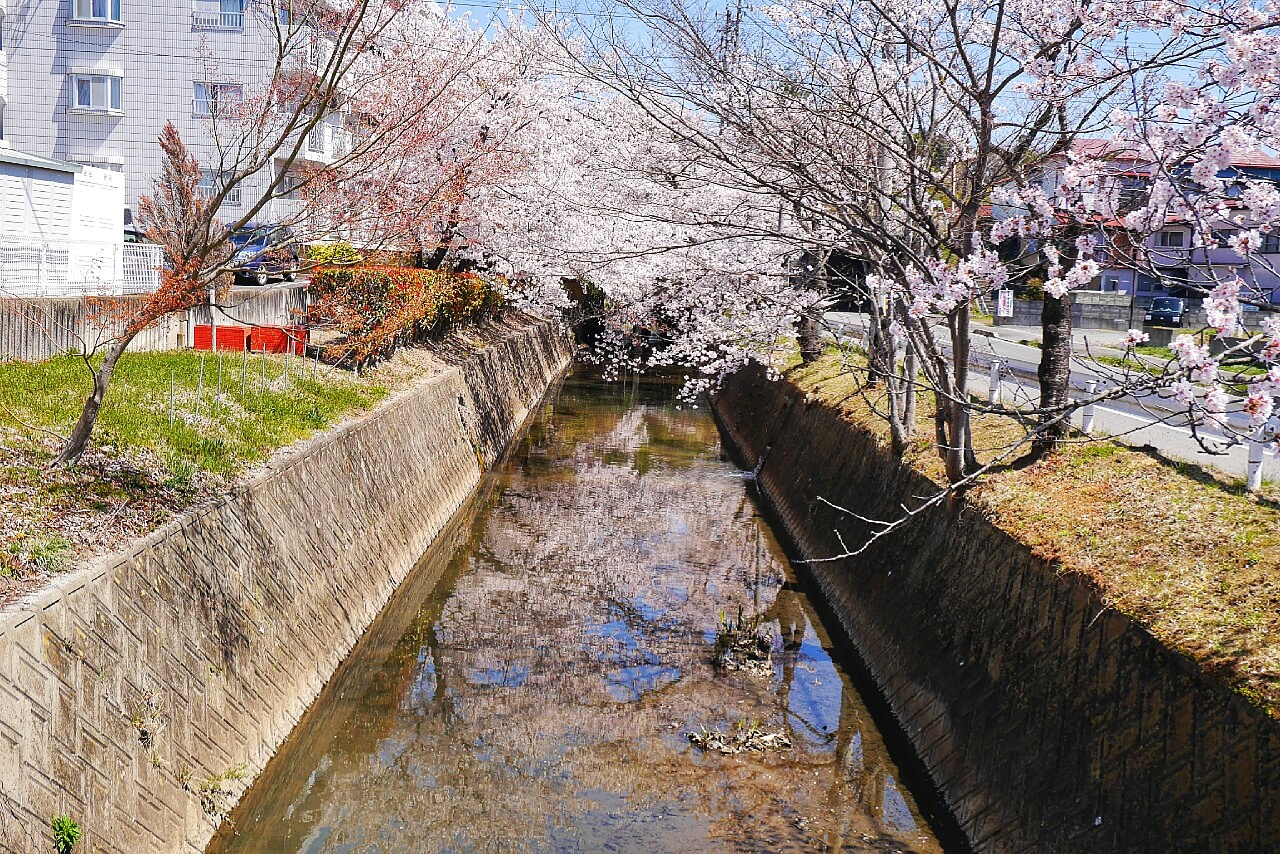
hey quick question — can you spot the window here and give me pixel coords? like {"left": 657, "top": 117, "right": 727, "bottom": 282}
{"left": 1262, "top": 233, "right": 1280, "bottom": 254}
{"left": 199, "top": 170, "right": 241, "bottom": 206}
{"left": 1117, "top": 176, "right": 1148, "bottom": 211}
{"left": 74, "top": 0, "right": 122, "bottom": 23}
{"left": 193, "top": 82, "right": 242, "bottom": 117}
{"left": 278, "top": 168, "right": 306, "bottom": 200}
{"left": 1155, "top": 230, "right": 1185, "bottom": 248}
{"left": 192, "top": 0, "right": 244, "bottom": 31}
{"left": 72, "top": 75, "right": 122, "bottom": 112}
{"left": 1213, "top": 228, "right": 1239, "bottom": 248}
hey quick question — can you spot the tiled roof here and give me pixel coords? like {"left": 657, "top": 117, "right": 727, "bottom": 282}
{"left": 1068, "top": 138, "right": 1280, "bottom": 169}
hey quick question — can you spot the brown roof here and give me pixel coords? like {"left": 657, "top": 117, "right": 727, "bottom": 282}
{"left": 1067, "top": 138, "right": 1280, "bottom": 169}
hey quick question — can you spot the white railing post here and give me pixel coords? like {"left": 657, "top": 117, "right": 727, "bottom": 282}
{"left": 1081, "top": 380, "right": 1099, "bottom": 434}
{"left": 1248, "top": 425, "right": 1266, "bottom": 492}
{"left": 210, "top": 287, "right": 218, "bottom": 353}
{"left": 988, "top": 359, "right": 1003, "bottom": 404}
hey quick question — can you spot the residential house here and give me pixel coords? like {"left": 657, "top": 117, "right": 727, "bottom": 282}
{"left": 993, "top": 139, "right": 1280, "bottom": 306}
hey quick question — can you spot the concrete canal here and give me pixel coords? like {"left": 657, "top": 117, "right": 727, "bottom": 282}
{"left": 208, "top": 371, "right": 958, "bottom": 852}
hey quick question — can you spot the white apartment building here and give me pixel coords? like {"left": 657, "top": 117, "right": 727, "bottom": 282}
{"left": 0, "top": 0, "right": 347, "bottom": 230}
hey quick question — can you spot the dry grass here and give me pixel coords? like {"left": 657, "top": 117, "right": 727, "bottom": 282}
{"left": 791, "top": 351, "right": 1280, "bottom": 716}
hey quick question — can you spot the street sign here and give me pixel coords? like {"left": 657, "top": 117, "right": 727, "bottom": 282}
{"left": 997, "top": 288, "right": 1014, "bottom": 318}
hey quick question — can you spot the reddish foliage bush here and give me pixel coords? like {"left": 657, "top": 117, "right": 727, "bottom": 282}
{"left": 309, "top": 265, "right": 503, "bottom": 365}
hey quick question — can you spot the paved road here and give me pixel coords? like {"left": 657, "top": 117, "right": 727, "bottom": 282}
{"left": 824, "top": 311, "right": 1280, "bottom": 483}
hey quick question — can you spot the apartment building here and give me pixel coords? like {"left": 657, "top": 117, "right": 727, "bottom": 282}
{"left": 0, "top": 0, "right": 347, "bottom": 229}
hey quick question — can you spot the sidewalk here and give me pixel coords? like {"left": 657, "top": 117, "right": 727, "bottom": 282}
{"left": 972, "top": 320, "right": 1132, "bottom": 358}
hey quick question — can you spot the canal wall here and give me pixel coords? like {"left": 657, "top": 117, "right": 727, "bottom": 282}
{"left": 0, "top": 320, "right": 572, "bottom": 853}
{"left": 712, "top": 363, "right": 1280, "bottom": 854}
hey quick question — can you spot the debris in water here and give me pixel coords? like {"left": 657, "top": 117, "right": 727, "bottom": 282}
{"left": 687, "top": 720, "right": 792, "bottom": 754}
{"left": 713, "top": 605, "right": 775, "bottom": 676}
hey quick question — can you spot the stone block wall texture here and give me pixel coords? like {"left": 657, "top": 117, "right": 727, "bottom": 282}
{"left": 713, "top": 364, "right": 1280, "bottom": 854}
{"left": 0, "top": 320, "right": 571, "bottom": 853}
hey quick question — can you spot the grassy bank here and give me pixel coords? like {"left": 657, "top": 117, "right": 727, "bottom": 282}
{"left": 790, "top": 352, "right": 1280, "bottom": 715}
{"left": 1, "top": 348, "right": 392, "bottom": 600}
{"left": 1, "top": 351, "right": 385, "bottom": 476}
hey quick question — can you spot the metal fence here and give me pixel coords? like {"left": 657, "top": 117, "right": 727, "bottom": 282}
{"left": 0, "top": 242, "right": 163, "bottom": 299}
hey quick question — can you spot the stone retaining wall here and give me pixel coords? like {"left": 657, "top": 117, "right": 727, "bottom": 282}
{"left": 713, "top": 364, "right": 1280, "bottom": 853}
{"left": 0, "top": 320, "right": 572, "bottom": 853}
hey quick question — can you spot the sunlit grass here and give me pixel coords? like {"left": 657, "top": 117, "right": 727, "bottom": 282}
{"left": 0, "top": 350, "right": 385, "bottom": 477}
{"left": 790, "top": 351, "right": 1280, "bottom": 716}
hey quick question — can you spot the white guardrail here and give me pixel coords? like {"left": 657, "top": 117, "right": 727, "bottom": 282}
{"left": 0, "top": 241, "right": 164, "bottom": 298}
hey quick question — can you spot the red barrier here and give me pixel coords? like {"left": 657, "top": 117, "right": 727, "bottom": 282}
{"left": 193, "top": 325, "right": 305, "bottom": 354}
{"left": 250, "top": 326, "right": 306, "bottom": 355}
{"left": 193, "top": 325, "right": 251, "bottom": 351}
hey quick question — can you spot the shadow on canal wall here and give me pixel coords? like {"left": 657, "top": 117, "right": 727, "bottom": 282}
{"left": 0, "top": 320, "right": 572, "bottom": 854}
{"left": 713, "top": 363, "right": 1280, "bottom": 854}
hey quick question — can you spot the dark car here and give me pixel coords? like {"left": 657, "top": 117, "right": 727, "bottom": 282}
{"left": 229, "top": 224, "right": 299, "bottom": 286}
{"left": 1144, "top": 296, "right": 1187, "bottom": 327}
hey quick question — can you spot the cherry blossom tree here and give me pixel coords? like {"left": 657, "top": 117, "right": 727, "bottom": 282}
{"left": 508, "top": 0, "right": 1277, "bottom": 487}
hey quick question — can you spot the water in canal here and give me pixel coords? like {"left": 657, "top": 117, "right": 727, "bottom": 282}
{"left": 210, "top": 371, "right": 950, "bottom": 853}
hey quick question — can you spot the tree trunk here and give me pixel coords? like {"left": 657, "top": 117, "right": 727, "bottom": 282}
{"left": 942, "top": 305, "right": 976, "bottom": 483}
{"left": 1032, "top": 291, "right": 1073, "bottom": 456}
{"left": 901, "top": 348, "right": 917, "bottom": 432}
{"left": 798, "top": 309, "right": 822, "bottom": 363}
{"left": 865, "top": 312, "right": 894, "bottom": 387}
{"left": 53, "top": 339, "right": 129, "bottom": 467}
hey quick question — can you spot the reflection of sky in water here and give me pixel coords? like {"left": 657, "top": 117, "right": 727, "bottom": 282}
{"left": 605, "top": 663, "right": 682, "bottom": 703}
{"left": 882, "top": 775, "right": 920, "bottom": 832}
{"left": 786, "top": 623, "right": 845, "bottom": 748}
{"left": 405, "top": 652, "right": 437, "bottom": 708}
{"left": 465, "top": 664, "right": 530, "bottom": 688}
{"left": 212, "top": 376, "right": 943, "bottom": 854}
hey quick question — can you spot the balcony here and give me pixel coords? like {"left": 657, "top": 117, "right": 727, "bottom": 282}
{"left": 191, "top": 10, "right": 243, "bottom": 30}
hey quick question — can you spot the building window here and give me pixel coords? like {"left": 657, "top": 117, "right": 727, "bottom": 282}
{"left": 73, "top": 75, "right": 123, "bottom": 112}
{"left": 192, "top": 0, "right": 244, "bottom": 31}
{"left": 73, "top": 0, "right": 123, "bottom": 23}
{"left": 1261, "top": 233, "right": 1280, "bottom": 254}
{"left": 1213, "top": 228, "right": 1239, "bottom": 247}
{"left": 199, "top": 170, "right": 241, "bottom": 207}
{"left": 193, "top": 82, "right": 243, "bottom": 117}
{"left": 277, "top": 168, "right": 306, "bottom": 200}
{"left": 1155, "top": 230, "right": 1185, "bottom": 248}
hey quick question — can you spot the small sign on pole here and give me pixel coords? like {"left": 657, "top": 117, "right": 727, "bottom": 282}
{"left": 997, "top": 288, "right": 1014, "bottom": 318}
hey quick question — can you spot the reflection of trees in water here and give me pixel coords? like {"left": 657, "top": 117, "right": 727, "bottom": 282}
{"left": 218, "top": 390, "right": 941, "bottom": 853}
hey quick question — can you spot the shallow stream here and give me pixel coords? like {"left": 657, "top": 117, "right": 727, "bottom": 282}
{"left": 209, "top": 371, "right": 951, "bottom": 853}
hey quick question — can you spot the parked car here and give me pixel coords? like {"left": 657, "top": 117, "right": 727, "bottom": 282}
{"left": 229, "top": 224, "right": 299, "bottom": 286}
{"left": 1144, "top": 296, "right": 1187, "bottom": 327}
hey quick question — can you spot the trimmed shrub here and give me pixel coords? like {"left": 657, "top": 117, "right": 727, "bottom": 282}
{"left": 306, "top": 241, "right": 363, "bottom": 267}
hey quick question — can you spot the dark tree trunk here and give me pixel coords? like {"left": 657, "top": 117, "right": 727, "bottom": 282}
{"left": 939, "top": 306, "right": 976, "bottom": 483}
{"left": 54, "top": 339, "right": 129, "bottom": 467}
{"left": 865, "top": 313, "right": 894, "bottom": 387}
{"left": 1032, "top": 291, "right": 1073, "bottom": 456}
{"left": 798, "top": 309, "right": 822, "bottom": 363}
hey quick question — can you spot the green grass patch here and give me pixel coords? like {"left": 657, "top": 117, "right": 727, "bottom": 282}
{"left": 1134, "top": 344, "right": 1175, "bottom": 359}
{"left": 0, "top": 349, "right": 389, "bottom": 593}
{"left": 0, "top": 350, "right": 386, "bottom": 478}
